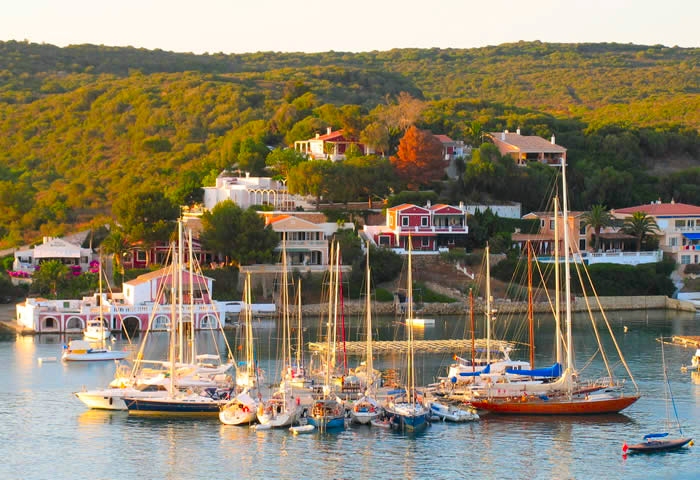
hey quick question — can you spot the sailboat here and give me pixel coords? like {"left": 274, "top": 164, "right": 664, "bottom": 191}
{"left": 63, "top": 255, "right": 128, "bottom": 362}
{"left": 220, "top": 273, "right": 261, "bottom": 425}
{"left": 308, "top": 242, "right": 346, "bottom": 431}
{"left": 257, "top": 237, "right": 303, "bottom": 428}
{"left": 350, "top": 243, "right": 382, "bottom": 425}
{"left": 124, "top": 222, "right": 234, "bottom": 415}
{"left": 624, "top": 340, "right": 692, "bottom": 453}
{"left": 469, "top": 156, "right": 640, "bottom": 415}
{"left": 384, "top": 237, "right": 431, "bottom": 431}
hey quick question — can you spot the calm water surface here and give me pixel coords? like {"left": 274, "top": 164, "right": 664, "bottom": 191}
{"left": 1, "top": 309, "right": 698, "bottom": 479}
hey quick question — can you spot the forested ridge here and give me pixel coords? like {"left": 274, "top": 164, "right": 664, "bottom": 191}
{"left": 0, "top": 40, "right": 698, "bottom": 247}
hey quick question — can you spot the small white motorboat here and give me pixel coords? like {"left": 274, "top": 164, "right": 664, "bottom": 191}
{"left": 370, "top": 417, "right": 393, "bottom": 429}
{"left": 289, "top": 424, "right": 315, "bottom": 435}
{"left": 429, "top": 401, "right": 479, "bottom": 422}
{"left": 62, "top": 340, "right": 129, "bottom": 362}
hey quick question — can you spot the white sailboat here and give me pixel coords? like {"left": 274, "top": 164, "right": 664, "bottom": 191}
{"left": 220, "top": 273, "right": 261, "bottom": 425}
{"left": 308, "top": 242, "right": 346, "bottom": 431}
{"left": 384, "top": 237, "right": 430, "bottom": 431}
{"left": 351, "top": 243, "right": 382, "bottom": 425}
{"left": 124, "top": 222, "right": 234, "bottom": 415}
{"left": 257, "top": 237, "right": 302, "bottom": 427}
{"left": 63, "top": 256, "right": 128, "bottom": 362}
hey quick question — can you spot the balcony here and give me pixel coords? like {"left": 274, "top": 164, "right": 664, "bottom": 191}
{"left": 398, "top": 225, "right": 468, "bottom": 234}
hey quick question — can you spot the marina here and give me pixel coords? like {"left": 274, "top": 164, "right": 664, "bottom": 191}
{"left": 0, "top": 308, "right": 697, "bottom": 479}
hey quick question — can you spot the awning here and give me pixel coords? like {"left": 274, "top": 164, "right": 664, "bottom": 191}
{"left": 682, "top": 233, "right": 700, "bottom": 240}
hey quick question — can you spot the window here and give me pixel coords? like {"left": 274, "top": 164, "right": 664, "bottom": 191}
{"left": 670, "top": 237, "right": 678, "bottom": 247}
{"left": 549, "top": 220, "right": 555, "bottom": 230}
{"left": 681, "top": 255, "right": 690, "bottom": 265}
{"left": 136, "top": 251, "right": 146, "bottom": 262}
{"left": 579, "top": 222, "right": 586, "bottom": 235}
{"left": 421, "top": 216, "right": 429, "bottom": 227}
{"left": 402, "top": 216, "right": 409, "bottom": 226}
{"left": 540, "top": 220, "right": 545, "bottom": 228}
{"left": 378, "top": 236, "right": 391, "bottom": 246}
{"left": 422, "top": 238, "right": 430, "bottom": 247}
{"left": 579, "top": 239, "right": 586, "bottom": 251}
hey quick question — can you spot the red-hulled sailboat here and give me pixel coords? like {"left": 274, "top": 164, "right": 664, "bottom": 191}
{"left": 470, "top": 155, "right": 640, "bottom": 416}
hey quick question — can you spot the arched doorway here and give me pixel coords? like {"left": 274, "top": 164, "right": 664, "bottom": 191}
{"left": 41, "top": 317, "right": 59, "bottom": 332}
{"left": 64, "top": 316, "right": 83, "bottom": 332}
{"left": 121, "top": 316, "right": 141, "bottom": 338}
{"left": 200, "top": 314, "right": 219, "bottom": 330}
{"left": 153, "top": 315, "right": 170, "bottom": 331}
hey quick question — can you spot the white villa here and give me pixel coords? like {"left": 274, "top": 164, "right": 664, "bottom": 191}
{"left": 203, "top": 172, "right": 295, "bottom": 211}
{"left": 612, "top": 200, "right": 700, "bottom": 266}
{"left": 13, "top": 236, "right": 94, "bottom": 276}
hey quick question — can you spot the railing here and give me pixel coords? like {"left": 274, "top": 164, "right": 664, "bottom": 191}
{"left": 399, "top": 226, "right": 468, "bottom": 233}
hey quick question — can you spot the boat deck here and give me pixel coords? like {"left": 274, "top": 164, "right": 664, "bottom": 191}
{"left": 671, "top": 336, "right": 700, "bottom": 348}
{"left": 308, "top": 338, "right": 513, "bottom": 355}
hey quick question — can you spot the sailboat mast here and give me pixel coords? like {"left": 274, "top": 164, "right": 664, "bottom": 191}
{"left": 168, "top": 241, "right": 177, "bottom": 395}
{"left": 246, "top": 272, "right": 254, "bottom": 381}
{"left": 528, "top": 241, "right": 534, "bottom": 368}
{"left": 296, "top": 279, "right": 303, "bottom": 373}
{"left": 470, "top": 289, "right": 475, "bottom": 373}
{"left": 561, "top": 158, "right": 574, "bottom": 377}
{"left": 178, "top": 221, "right": 184, "bottom": 365}
{"left": 188, "top": 228, "right": 196, "bottom": 364}
{"left": 407, "top": 237, "right": 415, "bottom": 405}
{"left": 365, "top": 242, "right": 373, "bottom": 387}
{"left": 281, "top": 235, "right": 290, "bottom": 377}
{"left": 486, "top": 243, "right": 491, "bottom": 366}
{"left": 554, "top": 196, "right": 562, "bottom": 365}
{"left": 98, "top": 249, "right": 105, "bottom": 350}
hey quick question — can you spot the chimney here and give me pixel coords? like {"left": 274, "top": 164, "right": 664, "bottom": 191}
{"left": 501, "top": 131, "right": 506, "bottom": 141}
{"left": 315, "top": 133, "right": 320, "bottom": 139}
{"left": 551, "top": 135, "right": 556, "bottom": 144}
{"left": 516, "top": 127, "right": 521, "bottom": 135}
{"left": 327, "top": 127, "right": 332, "bottom": 135}
{"left": 426, "top": 200, "right": 431, "bottom": 208}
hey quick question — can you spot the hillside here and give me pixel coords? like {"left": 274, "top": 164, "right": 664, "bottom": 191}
{"left": 0, "top": 41, "right": 698, "bottom": 247}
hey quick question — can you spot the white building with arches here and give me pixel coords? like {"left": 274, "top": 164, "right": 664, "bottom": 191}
{"left": 203, "top": 172, "right": 296, "bottom": 211}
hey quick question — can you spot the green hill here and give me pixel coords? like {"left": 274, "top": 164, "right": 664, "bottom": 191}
{"left": 0, "top": 40, "right": 698, "bottom": 247}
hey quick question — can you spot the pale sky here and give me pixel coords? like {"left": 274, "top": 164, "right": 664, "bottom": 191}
{"left": 2, "top": 0, "right": 698, "bottom": 54}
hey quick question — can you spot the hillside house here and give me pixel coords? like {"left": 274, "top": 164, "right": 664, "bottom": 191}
{"left": 294, "top": 127, "right": 372, "bottom": 161}
{"left": 363, "top": 202, "right": 468, "bottom": 253}
{"left": 612, "top": 200, "right": 700, "bottom": 266}
{"left": 487, "top": 129, "right": 567, "bottom": 167}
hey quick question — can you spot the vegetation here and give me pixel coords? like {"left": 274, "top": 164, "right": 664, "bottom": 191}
{"left": 0, "top": 41, "right": 697, "bottom": 247}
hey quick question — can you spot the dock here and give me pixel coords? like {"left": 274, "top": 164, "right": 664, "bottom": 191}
{"left": 671, "top": 336, "right": 700, "bottom": 348}
{"left": 308, "top": 338, "right": 513, "bottom": 355}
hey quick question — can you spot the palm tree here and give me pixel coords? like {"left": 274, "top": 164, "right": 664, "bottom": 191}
{"left": 33, "top": 260, "right": 69, "bottom": 298}
{"left": 101, "top": 230, "right": 131, "bottom": 283}
{"left": 580, "top": 204, "right": 613, "bottom": 251}
{"left": 621, "top": 211, "right": 660, "bottom": 251}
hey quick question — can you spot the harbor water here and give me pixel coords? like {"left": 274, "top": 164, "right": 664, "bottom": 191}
{"left": 0, "top": 309, "right": 698, "bottom": 479}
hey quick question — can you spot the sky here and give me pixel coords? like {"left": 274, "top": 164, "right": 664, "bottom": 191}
{"left": 1, "top": 0, "right": 698, "bottom": 54}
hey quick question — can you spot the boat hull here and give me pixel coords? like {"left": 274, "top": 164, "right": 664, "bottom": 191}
{"left": 62, "top": 350, "right": 129, "bottom": 362}
{"left": 124, "top": 397, "right": 227, "bottom": 415}
{"left": 307, "top": 415, "right": 346, "bottom": 430}
{"left": 627, "top": 437, "right": 693, "bottom": 453}
{"left": 471, "top": 394, "right": 640, "bottom": 415}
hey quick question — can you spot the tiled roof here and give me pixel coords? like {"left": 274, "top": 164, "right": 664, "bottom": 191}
{"left": 315, "top": 129, "right": 347, "bottom": 141}
{"left": 613, "top": 202, "right": 700, "bottom": 216}
{"left": 489, "top": 132, "right": 566, "bottom": 153}
{"left": 434, "top": 135, "right": 454, "bottom": 144}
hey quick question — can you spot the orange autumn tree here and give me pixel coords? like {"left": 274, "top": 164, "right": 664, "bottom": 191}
{"left": 391, "top": 126, "right": 445, "bottom": 190}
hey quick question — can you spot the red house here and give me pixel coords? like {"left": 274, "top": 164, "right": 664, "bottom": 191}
{"left": 363, "top": 202, "right": 468, "bottom": 253}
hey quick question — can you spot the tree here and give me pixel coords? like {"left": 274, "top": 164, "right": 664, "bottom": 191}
{"left": 360, "top": 122, "right": 390, "bottom": 157}
{"left": 112, "top": 190, "right": 180, "bottom": 264}
{"left": 580, "top": 204, "right": 613, "bottom": 251}
{"left": 101, "top": 229, "right": 131, "bottom": 283}
{"left": 391, "top": 126, "right": 445, "bottom": 190}
{"left": 287, "top": 160, "right": 333, "bottom": 209}
{"left": 265, "top": 148, "right": 307, "bottom": 178}
{"left": 199, "top": 201, "right": 278, "bottom": 265}
{"left": 32, "top": 260, "right": 68, "bottom": 298}
{"left": 621, "top": 211, "right": 660, "bottom": 251}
